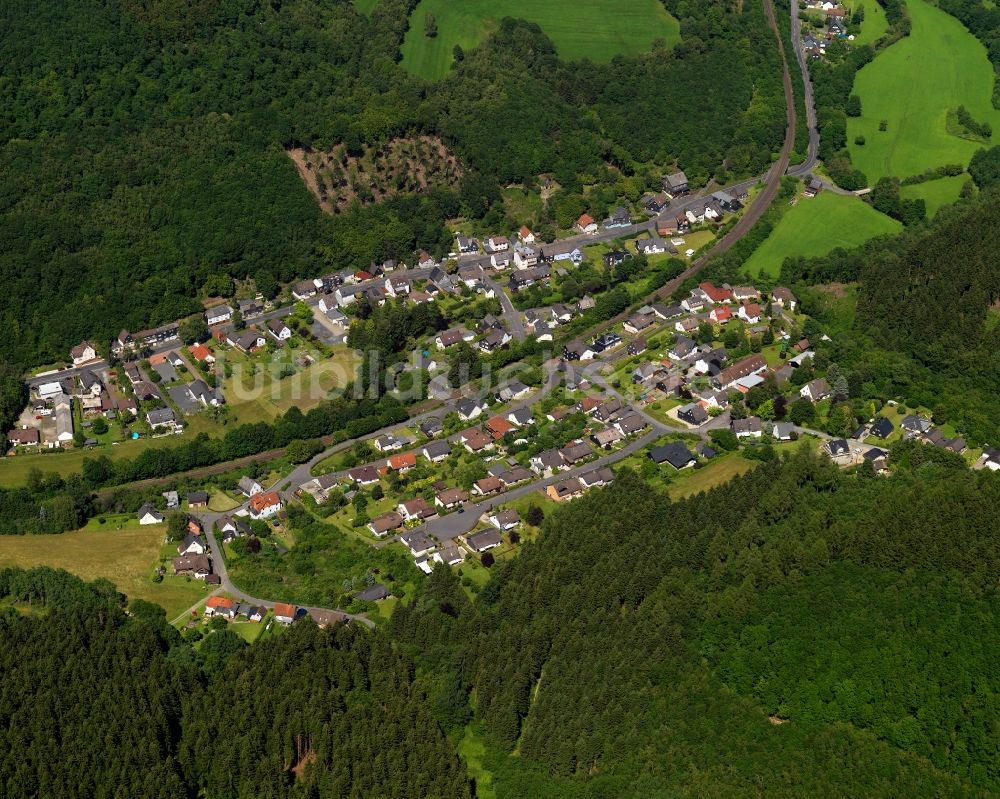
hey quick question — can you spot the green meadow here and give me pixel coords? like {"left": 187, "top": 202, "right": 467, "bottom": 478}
{"left": 900, "top": 173, "right": 968, "bottom": 217}
{"left": 400, "top": 0, "right": 680, "bottom": 80}
{"left": 743, "top": 190, "right": 901, "bottom": 277}
{"left": 847, "top": 0, "right": 1000, "bottom": 181}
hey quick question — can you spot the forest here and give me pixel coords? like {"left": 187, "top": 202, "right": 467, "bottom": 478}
{"left": 0, "top": 0, "right": 787, "bottom": 371}
{"left": 0, "top": 567, "right": 469, "bottom": 799}
{"left": 8, "top": 448, "right": 1000, "bottom": 797}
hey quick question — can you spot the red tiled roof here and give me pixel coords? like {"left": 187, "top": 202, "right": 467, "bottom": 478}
{"left": 207, "top": 596, "right": 234, "bottom": 610}
{"left": 387, "top": 452, "right": 417, "bottom": 470}
{"left": 249, "top": 491, "right": 281, "bottom": 512}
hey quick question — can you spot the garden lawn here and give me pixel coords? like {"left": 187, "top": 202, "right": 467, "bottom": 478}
{"left": 847, "top": 0, "right": 1000, "bottom": 181}
{"left": 400, "top": 0, "right": 680, "bottom": 80}
{"left": 742, "top": 191, "right": 900, "bottom": 277}
{"left": 899, "top": 173, "right": 968, "bottom": 218}
{"left": 0, "top": 522, "right": 209, "bottom": 618}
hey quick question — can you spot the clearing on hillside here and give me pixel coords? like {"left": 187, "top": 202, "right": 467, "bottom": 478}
{"left": 287, "top": 136, "right": 463, "bottom": 214}
{"left": 400, "top": 0, "right": 680, "bottom": 81}
{"left": 847, "top": 0, "right": 1000, "bottom": 181}
{"left": 900, "top": 174, "right": 969, "bottom": 218}
{"left": 0, "top": 521, "right": 210, "bottom": 619}
{"left": 742, "top": 190, "right": 901, "bottom": 277}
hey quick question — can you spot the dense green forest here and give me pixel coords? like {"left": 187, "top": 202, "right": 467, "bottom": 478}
{"left": 0, "top": 0, "right": 786, "bottom": 369}
{"left": 0, "top": 567, "right": 469, "bottom": 799}
{"left": 391, "top": 455, "right": 1000, "bottom": 796}
{"left": 6, "top": 450, "right": 1000, "bottom": 796}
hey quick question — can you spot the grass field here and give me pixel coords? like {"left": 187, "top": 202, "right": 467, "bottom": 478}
{"left": 352, "top": 0, "right": 379, "bottom": 14}
{"left": 899, "top": 173, "right": 968, "bottom": 217}
{"left": 0, "top": 521, "right": 209, "bottom": 618}
{"left": 668, "top": 455, "right": 755, "bottom": 500}
{"left": 223, "top": 347, "right": 359, "bottom": 424}
{"left": 742, "top": 191, "right": 901, "bottom": 277}
{"left": 847, "top": 0, "right": 1000, "bottom": 181}
{"left": 844, "top": 0, "right": 888, "bottom": 45}
{"left": 400, "top": 0, "right": 680, "bottom": 80}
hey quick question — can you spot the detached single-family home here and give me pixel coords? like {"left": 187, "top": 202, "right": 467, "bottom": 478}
{"left": 147, "top": 407, "right": 177, "bottom": 430}
{"left": 575, "top": 213, "right": 598, "bottom": 234}
{"left": 248, "top": 491, "right": 282, "bottom": 519}
{"left": 205, "top": 596, "right": 235, "bottom": 619}
{"left": 466, "top": 529, "right": 503, "bottom": 552}
{"left": 678, "top": 403, "right": 709, "bottom": 426}
{"left": 435, "top": 487, "right": 469, "bottom": 510}
{"left": 422, "top": 440, "right": 452, "bottom": 463}
{"left": 369, "top": 511, "right": 404, "bottom": 537}
{"left": 731, "top": 417, "right": 764, "bottom": 438}
{"left": 649, "top": 442, "right": 696, "bottom": 469}
{"left": 772, "top": 287, "right": 797, "bottom": 311}
{"left": 604, "top": 207, "right": 632, "bottom": 229}
{"left": 400, "top": 530, "right": 435, "bottom": 557}
{"left": 800, "top": 378, "right": 831, "bottom": 402}
{"left": 457, "top": 397, "right": 487, "bottom": 421}
{"left": 138, "top": 503, "right": 164, "bottom": 525}
{"left": 238, "top": 476, "right": 263, "bottom": 497}
{"left": 547, "top": 478, "right": 584, "bottom": 502}
{"left": 348, "top": 465, "right": 381, "bottom": 486}
{"left": 173, "top": 554, "right": 210, "bottom": 579}
{"left": 518, "top": 226, "right": 536, "bottom": 244}
{"left": 398, "top": 498, "right": 436, "bottom": 522}
{"left": 268, "top": 319, "right": 292, "bottom": 341}
{"left": 205, "top": 305, "right": 233, "bottom": 326}
{"left": 869, "top": 417, "right": 894, "bottom": 439}
{"left": 70, "top": 341, "right": 98, "bottom": 366}
{"left": 562, "top": 340, "right": 595, "bottom": 362}
{"left": 273, "top": 603, "right": 297, "bottom": 625}
{"left": 662, "top": 171, "right": 689, "bottom": 196}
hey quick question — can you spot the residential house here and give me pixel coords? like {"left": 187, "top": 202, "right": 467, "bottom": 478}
{"left": 70, "top": 341, "right": 98, "bottom": 366}
{"left": 737, "top": 302, "right": 763, "bottom": 323}
{"left": 692, "top": 282, "right": 733, "bottom": 305}
{"left": 662, "top": 171, "right": 689, "bottom": 196}
{"left": 347, "top": 465, "right": 380, "bottom": 486}
{"left": 456, "top": 235, "right": 479, "bottom": 255}
{"left": 432, "top": 546, "right": 465, "bottom": 566}
{"left": 578, "top": 466, "right": 614, "bottom": 489}
{"left": 531, "top": 448, "right": 564, "bottom": 476}
{"left": 473, "top": 476, "right": 503, "bottom": 495}
{"left": 486, "top": 235, "right": 510, "bottom": 252}
{"left": 387, "top": 451, "right": 417, "bottom": 473}
{"left": 187, "top": 490, "right": 209, "bottom": 508}
{"left": 497, "top": 466, "right": 533, "bottom": 487}
{"left": 901, "top": 415, "right": 932, "bottom": 436}
{"left": 422, "top": 440, "right": 452, "bottom": 463}
{"left": 435, "top": 487, "right": 469, "bottom": 510}
{"left": 603, "top": 206, "right": 632, "bottom": 229}
{"left": 354, "top": 584, "right": 390, "bottom": 602}
{"left": 649, "top": 442, "right": 696, "bottom": 469}
{"left": 800, "top": 378, "right": 831, "bottom": 402}
{"left": 138, "top": 503, "right": 164, "bottom": 525}
{"left": 696, "top": 442, "right": 717, "bottom": 459}
{"left": 518, "top": 226, "right": 536, "bottom": 244}
{"left": 188, "top": 343, "right": 215, "bottom": 364}
{"left": 461, "top": 428, "right": 494, "bottom": 453}
{"left": 172, "top": 554, "right": 210, "bottom": 579}
{"left": 478, "top": 329, "right": 511, "bottom": 353}
{"left": 575, "top": 213, "right": 598, "bottom": 234}
{"left": 268, "top": 318, "right": 292, "bottom": 341}
{"left": 273, "top": 603, "right": 297, "bottom": 625}
{"left": 205, "top": 596, "right": 235, "bottom": 619}
{"left": 435, "top": 328, "right": 465, "bottom": 349}
{"left": 238, "top": 476, "right": 263, "bottom": 497}
{"left": 635, "top": 236, "right": 670, "bottom": 256}
{"left": 205, "top": 305, "right": 233, "bottom": 326}
{"left": 603, "top": 250, "right": 629, "bottom": 268}
{"left": 547, "top": 477, "right": 584, "bottom": 502}
{"left": 772, "top": 287, "right": 797, "bottom": 311}
{"left": 562, "top": 340, "right": 595, "bottom": 362}
{"left": 18, "top": 419, "right": 52, "bottom": 446}
{"left": 627, "top": 337, "right": 648, "bottom": 356}
{"left": 643, "top": 192, "right": 669, "bottom": 214}
{"left": 591, "top": 332, "right": 622, "bottom": 353}
{"left": 466, "top": 529, "right": 503, "bottom": 552}
{"left": 507, "top": 407, "right": 535, "bottom": 427}
{"left": 77, "top": 370, "right": 103, "bottom": 397}
{"left": 559, "top": 441, "right": 593, "bottom": 466}
{"left": 869, "top": 417, "right": 894, "bottom": 439}
{"left": 731, "top": 417, "right": 764, "bottom": 438}
{"left": 400, "top": 530, "right": 435, "bottom": 557}
{"left": 496, "top": 380, "right": 531, "bottom": 403}
{"left": 623, "top": 312, "right": 656, "bottom": 335}
{"left": 229, "top": 329, "right": 266, "bottom": 352}
{"left": 374, "top": 433, "right": 403, "bottom": 452}
{"left": 457, "top": 397, "right": 487, "bottom": 421}
{"left": 147, "top": 407, "right": 177, "bottom": 430}
{"left": 772, "top": 422, "right": 796, "bottom": 440}
{"left": 713, "top": 354, "right": 768, "bottom": 390}
{"left": 614, "top": 413, "right": 647, "bottom": 436}
{"left": 593, "top": 398, "right": 623, "bottom": 422}
{"left": 248, "top": 491, "right": 282, "bottom": 519}
{"left": 486, "top": 416, "right": 515, "bottom": 440}
{"left": 292, "top": 279, "right": 319, "bottom": 300}
{"left": 490, "top": 509, "right": 521, "bottom": 531}
{"left": 539, "top": 242, "right": 584, "bottom": 263}
{"left": 678, "top": 403, "right": 708, "bottom": 426}
{"left": 368, "top": 512, "right": 404, "bottom": 537}
{"left": 490, "top": 250, "right": 513, "bottom": 270}
{"left": 398, "top": 498, "right": 436, "bottom": 522}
